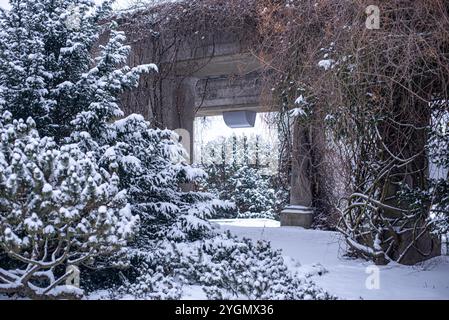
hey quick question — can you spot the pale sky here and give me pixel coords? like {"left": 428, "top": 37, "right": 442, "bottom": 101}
{"left": 195, "top": 114, "right": 275, "bottom": 144}
{"left": 0, "top": 0, "right": 10, "bottom": 9}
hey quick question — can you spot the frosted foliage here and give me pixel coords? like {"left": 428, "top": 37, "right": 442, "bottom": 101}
{"left": 0, "top": 0, "right": 331, "bottom": 301}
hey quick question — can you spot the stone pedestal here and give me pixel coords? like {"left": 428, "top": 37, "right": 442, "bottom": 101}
{"left": 280, "top": 205, "right": 314, "bottom": 228}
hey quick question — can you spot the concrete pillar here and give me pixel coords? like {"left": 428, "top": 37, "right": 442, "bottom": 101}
{"left": 173, "top": 77, "right": 197, "bottom": 163}
{"left": 280, "top": 121, "right": 314, "bottom": 228}
{"left": 161, "top": 77, "right": 197, "bottom": 162}
{"left": 160, "top": 77, "right": 197, "bottom": 192}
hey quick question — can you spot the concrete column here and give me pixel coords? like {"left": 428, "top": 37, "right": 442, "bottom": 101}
{"left": 173, "top": 77, "right": 197, "bottom": 163}
{"left": 160, "top": 77, "right": 198, "bottom": 192}
{"left": 280, "top": 121, "right": 314, "bottom": 228}
{"left": 161, "top": 77, "right": 198, "bottom": 162}
{"left": 290, "top": 122, "right": 313, "bottom": 207}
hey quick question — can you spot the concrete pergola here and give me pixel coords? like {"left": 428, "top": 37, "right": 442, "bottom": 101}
{"left": 123, "top": 30, "right": 314, "bottom": 228}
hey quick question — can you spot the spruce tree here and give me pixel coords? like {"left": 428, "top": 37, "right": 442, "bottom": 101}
{"left": 0, "top": 0, "right": 156, "bottom": 141}
{"left": 75, "top": 114, "right": 233, "bottom": 242}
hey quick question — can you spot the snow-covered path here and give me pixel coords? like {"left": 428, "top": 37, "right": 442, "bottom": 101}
{"left": 212, "top": 219, "right": 449, "bottom": 300}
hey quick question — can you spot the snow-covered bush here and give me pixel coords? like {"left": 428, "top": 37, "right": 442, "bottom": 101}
{"left": 0, "top": 112, "right": 138, "bottom": 299}
{"left": 201, "top": 163, "right": 286, "bottom": 220}
{"left": 103, "top": 232, "right": 333, "bottom": 300}
{"left": 191, "top": 233, "right": 332, "bottom": 300}
{"left": 108, "top": 244, "right": 184, "bottom": 300}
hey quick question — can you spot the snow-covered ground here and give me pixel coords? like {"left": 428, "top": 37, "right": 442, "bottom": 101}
{"left": 3, "top": 218, "right": 447, "bottom": 300}
{"left": 212, "top": 219, "right": 449, "bottom": 300}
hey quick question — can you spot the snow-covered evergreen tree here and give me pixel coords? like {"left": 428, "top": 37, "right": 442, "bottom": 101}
{"left": 71, "top": 115, "right": 331, "bottom": 300}
{"left": 229, "top": 166, "right": 278, "bottom": 220}
{"left": 72, "top": 114, "right": 239, "bottom": 292}
{"left": 75, "top": 114, "right": 233, "bottom": 243}
{"left": 199, "top": 134, "right": 287, "bottom": 219}
{"left": 0, "top": 0, "right": 156, "bottom": 141}
{"left": 0, "top": 111, "right": 138, "bottom": 299}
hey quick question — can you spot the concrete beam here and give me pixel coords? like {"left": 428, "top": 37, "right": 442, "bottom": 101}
{"left": 166, "top": 31, "right": 263, "bottom": 77}
{"left": 176, "top": 53, "right": 262, "bottom": 78}
{"left": 194, "top": 72, "right": 272, "bottom": 117}
{"left": 174, "top": 33, "right": 244, "bottom": 62}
